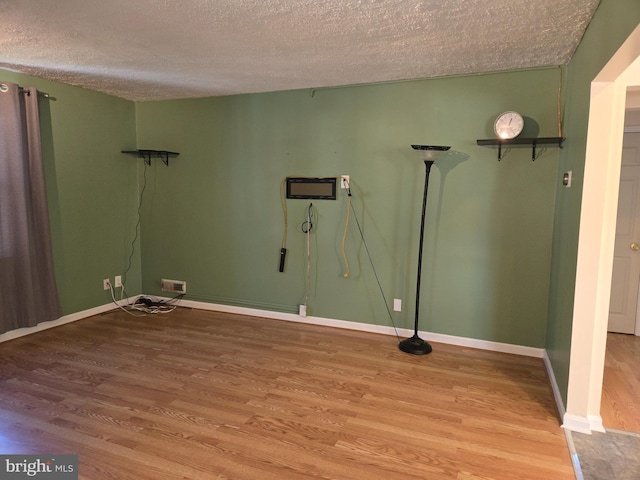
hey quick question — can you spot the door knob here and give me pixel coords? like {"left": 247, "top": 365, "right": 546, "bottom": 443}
{"left": 632, "top": 243, "right": 640, "bottom": 251}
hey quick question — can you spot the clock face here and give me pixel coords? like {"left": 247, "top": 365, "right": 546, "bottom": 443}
{"left": 494, "top": 111, "right": 524, "bottom": 139}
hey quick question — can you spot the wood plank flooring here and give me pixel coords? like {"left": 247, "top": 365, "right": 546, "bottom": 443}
{"left": 0, "top": 308, "right": 575, "bottom": 479}
{"left": 601, "top": 332, "right": 640, "bottom": 432}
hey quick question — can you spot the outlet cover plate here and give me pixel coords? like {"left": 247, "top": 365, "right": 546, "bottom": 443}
{"left": 393, "top": 298, "right": 402, "bottom": 312}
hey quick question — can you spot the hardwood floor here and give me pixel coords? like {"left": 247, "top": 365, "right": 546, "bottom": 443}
{"left": 0, "top": 308, "right": 575, "bottom": 479}
{"left": 601, "top": 332, "right": 640, "bottom": 432}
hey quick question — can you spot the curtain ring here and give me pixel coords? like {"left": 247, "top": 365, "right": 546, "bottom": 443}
{"left": 0, "top": 84, "right": 8, "bottom": 93}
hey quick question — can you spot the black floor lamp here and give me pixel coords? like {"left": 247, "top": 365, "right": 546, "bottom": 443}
{"left": 399, "top": 145, "right": 451, "bottom": 355}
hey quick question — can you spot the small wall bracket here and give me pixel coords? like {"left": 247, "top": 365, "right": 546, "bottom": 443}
{"left": 122, "top": 149, "right": 179, "bottom": 166}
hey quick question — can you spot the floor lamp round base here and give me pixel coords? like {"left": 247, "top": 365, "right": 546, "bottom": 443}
{"left": 398, "top": 335, "right": 433, "bottom": 355}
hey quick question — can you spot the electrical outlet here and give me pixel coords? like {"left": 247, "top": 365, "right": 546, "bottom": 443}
{"left": 299, "top": 305, "right": 307, "bottom": 317}
{"left": 341, "top": 175, "right": 350, "bottom": 189}
{"left": 114, "top": 275, "right": 122, "bottom": 287}
{"left": 103, "top": 278, "right": 110, "bottom": 290}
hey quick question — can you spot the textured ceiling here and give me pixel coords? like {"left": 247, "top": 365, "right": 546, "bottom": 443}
{"left": 0, "top": 0, "right": 601, "bottom": 101}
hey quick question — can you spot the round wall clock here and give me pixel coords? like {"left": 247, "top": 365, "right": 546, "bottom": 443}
{"left": 494, "top": 111, "right": 524, "bottom": 139}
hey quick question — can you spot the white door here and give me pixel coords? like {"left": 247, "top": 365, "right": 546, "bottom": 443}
{"left": 609, "top": 132, "right": 640, "bottom": 334}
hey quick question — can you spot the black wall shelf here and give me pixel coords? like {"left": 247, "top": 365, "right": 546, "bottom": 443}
{"left": 122, "top": 149, "right": 179, "bottom": 166}
{"left": 476, "top": 137, "right": 564, "bottom": 161}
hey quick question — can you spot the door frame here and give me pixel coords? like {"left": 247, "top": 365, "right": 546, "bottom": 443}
{"left": 564, "top": 23, "right": 640, "bottom": 434}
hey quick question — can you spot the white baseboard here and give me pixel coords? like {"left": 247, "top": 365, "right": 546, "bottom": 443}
{"left": 562, "top": 414, "right": 592, "bottom": 434}
{"left": 0, "top": 296, "right": 547, "bottom": 362}
{"left": 543, "top": 350, "right": 567, "bottom": 421}
{"left": 589, "top": 415, "right": 605, "bottom": 432}
{"left": 424, "top": 330, "right": 545, "bottom": 358}
{"left": 177, "top": 298, "right": 546, "bottom": 358}
{"left": 542, "top": 349, "right": 608, "bottom": 435}
{"left": 562, "top": 413, "right": 605, "bottom": 434}
{"left": 0, "top": 302, "right": 116, "bottom": 344}
{"left": 0, "top": 297, "right": 137, "bottom": 344}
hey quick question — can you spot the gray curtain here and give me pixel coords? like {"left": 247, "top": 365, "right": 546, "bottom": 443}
{"left": 0, "top": 82, "right": 61, "bottom": 334}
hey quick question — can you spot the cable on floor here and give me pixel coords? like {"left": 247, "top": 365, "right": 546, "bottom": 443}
{"left": 107, "top": 281, "right": 184, "bottom": 317}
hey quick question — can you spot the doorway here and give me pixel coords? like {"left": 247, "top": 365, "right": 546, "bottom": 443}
{"left": 565, "top": 24, "right": 640, "bottom": 434}
{"left": 606, "top": 123, "right": 640, "bottom": 433}
{"left": 609, "top": 129, "right": 640, "bottom": 335}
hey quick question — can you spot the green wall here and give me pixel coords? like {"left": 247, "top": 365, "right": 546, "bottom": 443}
{"left": 6, "top": 4, "right": 638, "bottom": 400}
{"left": 545, "top": 0, "right": 640, "bottom": 405}
{"left": 136, "top": 69, "right": 561, "bottom": 347}
{"left": 0, "top": 70, "right": 141, "bottom": 315}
